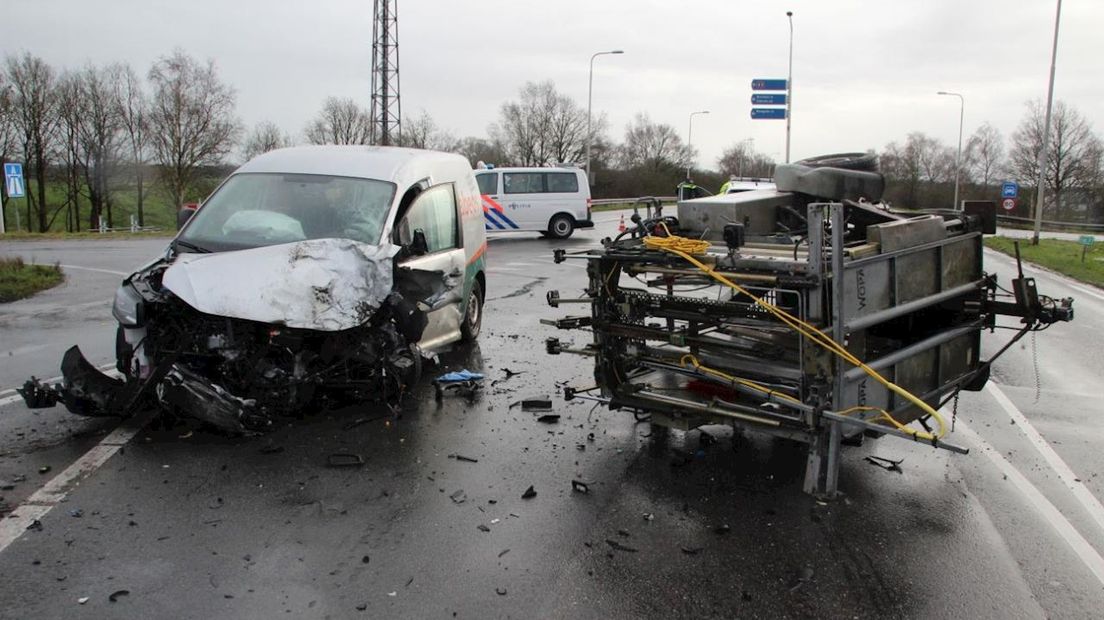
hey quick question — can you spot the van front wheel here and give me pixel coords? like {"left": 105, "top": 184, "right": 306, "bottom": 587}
{"left": 547, "top": 214, "right": 574, "bottom": 239}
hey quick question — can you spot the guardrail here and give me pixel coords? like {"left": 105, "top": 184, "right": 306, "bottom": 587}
{"left": 997, "top": 214, "right": 1104, "bottom": 232}
{"left": 590, "top": 196, "right": 677, "bottom": 207}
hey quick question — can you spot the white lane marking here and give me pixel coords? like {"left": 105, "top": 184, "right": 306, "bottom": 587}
{"left": 0, "top": 364, "right": 116, "bottom": 402}
{"left": 56, "top": 264, "right": 127, "bottom": 277}
{"left": 0, "top": 410, "right": 150, "bottom": 555}
{"left": 986, "top": 382, "right": 1104, "bottom": 537}
{"left": 957, "top": 420, "right": 1104, "bottom": 587}
{"left": 1068, "top": 283, "right": 1104, "bottom": 303}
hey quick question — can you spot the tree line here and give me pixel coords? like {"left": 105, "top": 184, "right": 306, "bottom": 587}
{"left": 2, "top": 49, "right": 1102, "bottom": 233}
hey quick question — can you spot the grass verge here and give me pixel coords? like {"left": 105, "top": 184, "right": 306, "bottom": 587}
{"left": 985, "top": 236, "right": 1104, "bottom": 288}
{"left": 0, "top": 257, "right": 65, "bottom": 302}
{"left": 1, "top": 230, "right": 172, "bottom": 240}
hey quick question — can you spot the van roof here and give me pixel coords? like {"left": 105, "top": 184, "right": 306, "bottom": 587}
{"left": 476, "top": 166, "right": 582, "bottom": 174}
{"left": 238, "top": 145, "right": 472, "bottom": 188}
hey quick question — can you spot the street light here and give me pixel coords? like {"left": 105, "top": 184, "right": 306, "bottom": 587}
{"left": 686, "top": 110, "right": 710, "bottom": 180}
{"left": 1033, "top": 0, "right": 1063, "bottom": 246}
{"left": 585, "top": 49, "right": 624, "bottom": 186}
{"left": 785, "top": 10, "right": 794, "bottom": 163}
{"left": 937, "top": 91, "right": 965, "bottom": 211}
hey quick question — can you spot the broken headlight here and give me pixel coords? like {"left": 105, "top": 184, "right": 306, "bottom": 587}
{"left": 111, "top": 284, "right": 145, "bottom": 327}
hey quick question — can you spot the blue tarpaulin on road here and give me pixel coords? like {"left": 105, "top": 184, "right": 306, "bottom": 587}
{"left": 435, "top": 370, "right": 484, "bottom": 383}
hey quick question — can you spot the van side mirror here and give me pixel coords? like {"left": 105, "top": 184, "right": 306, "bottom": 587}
{"left": 409, "top": 229, "right": 429, "bottom": 256}
{"left": 177, "top": 206, "right": 196, "bottom": 229}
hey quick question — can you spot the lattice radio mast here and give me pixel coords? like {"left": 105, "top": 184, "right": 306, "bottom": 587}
{"left": 370, "top": 0, "right": 401, "bottom": 146}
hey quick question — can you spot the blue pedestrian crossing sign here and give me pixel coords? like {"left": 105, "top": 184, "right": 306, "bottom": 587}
{"left": 1001, "top": 180, "right": 1018, "bottom": 199}
{"left": 4, "top": 163, "right": 24, "bottom": 198}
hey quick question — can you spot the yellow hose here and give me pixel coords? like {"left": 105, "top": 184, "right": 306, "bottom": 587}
{"left": 642, "top": 229, "right": 948, "bottom": 442}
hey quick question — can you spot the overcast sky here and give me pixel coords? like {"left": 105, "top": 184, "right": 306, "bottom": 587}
{"left": 2, "top": 0, "right": 1100, "bottom": 171}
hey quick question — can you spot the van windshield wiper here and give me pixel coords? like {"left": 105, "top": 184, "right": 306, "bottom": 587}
{"left": 173, "top": 239, "right": 211, "bottom": 254}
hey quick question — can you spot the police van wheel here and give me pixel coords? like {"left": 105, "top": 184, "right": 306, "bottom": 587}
{"left": 461, "top": 279, "right": 483, "bottom": 341}
{"left": 548, "top": 214, "right": 574, "bottom": 239}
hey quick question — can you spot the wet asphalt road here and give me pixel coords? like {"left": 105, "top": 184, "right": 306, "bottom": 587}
{"left": 1, "top": 219, "right": 1103, "bottom": 618}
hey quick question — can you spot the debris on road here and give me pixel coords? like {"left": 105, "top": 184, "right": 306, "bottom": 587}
{"left": 361, "top": 555, "right": 370, "bottom": 564}
{"left": 571, "top": 480, "right": 590, "bottom": 494}
{"left": 449, "top": 490, "right": 467, "bottom": 504}
{"left": 495, "top": 587, "right": 507, "bottom": 596}
{"left": 77, "top": 597, "right": 89, "bottom": 605}
{"left": 498, "top": 549, "right": 510, "bottom": 558}
{"left": 518, "top": 396, "right": 553, "bottom": 411}
{"left": 864, "top": 455, "right": 904, "bottom": 473}
{"left": 521, "top": 486, "right": 537, "bottom": 500}
{"left": 26, "top": 519, "right": 43, "bottom": 532}
{"left": 477, "top": 524, "right": 490, "bottom": 532}
{"left": 714, "top": 524, "right": 731, "bottom": 535}
{"left": 434, "top": 370, "right": 485, "bottom": 401}
{"left": 680, "top": 546, "right": 703, "bottom": 555}
{"left": 449, "top": 454, "right": 479, "bottom": 463}
{"left": 605, "top": 539, "right": 639, "bottom": 553}
{"left": 258, "top": 444, "right": 285, "bottom": 455}
{"left": 108, "top": 590, "right": 130, "bottom": 603}
{"left": 69, "top": 509, "right": 83, "bottom": 518}
{"left": 536, "top": 414, "right": 560, "bottom": 424}
{"left": 327, "top": 453, "right": 365, "bottom": 468}
{"left": 38, "top": 465, "right": 51, "bottom": 474}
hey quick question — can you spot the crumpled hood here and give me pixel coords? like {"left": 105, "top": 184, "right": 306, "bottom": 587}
{"left": 161, "top": 238, "right": 399, "bottom": 331}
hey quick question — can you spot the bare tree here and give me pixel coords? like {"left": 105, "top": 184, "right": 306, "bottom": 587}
{"left": 0, "top": 72, "right": 16, "bottom": 229}
{"left": 5, "top": 53, "right": 60, "bottom": 232}
{"left": 147, "top": 49, "right": 241, "bottom": 210}
{"left": 400, "top": 110, "right": 459, "bottom": 152}
{"left": 56, "top": 72, "right": 85, "bottom": 231}
{"left": 964, "top": 122, "right": 1004, "bottom": 192}
{"left": 880, "top": 133, "right": 953, "bottom": 208}
{"left": 617, "top": 113, "right": 693, "bottom": 172}
{"left": 717, "top": 141, "right": 775, "bottom": 178}
{"left": 71, "top": 65, "right": 125, "bottom": 229}
{"left": 112, "top": 63, "right": 149, "bottom": 226}
{"left": 489, "top": 81, "right": 592, "bottom": 166}
{"left": 242, "top": 120, "right": 292, "bottom": 160}
{"left": 454, "top": 136, "right": 507, "bottom": 167}
{"left": 1009, "top": 100, "right": 1102, "bottom": 220}
{"left": 304, "top": 97, "right": 371, "bottom": 145}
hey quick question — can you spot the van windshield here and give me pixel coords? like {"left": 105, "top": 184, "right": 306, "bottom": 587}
{"left": 178, "top": 173, "right": 396, "bottom": 252}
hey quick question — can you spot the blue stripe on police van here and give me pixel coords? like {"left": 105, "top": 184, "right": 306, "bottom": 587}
{"left": 483, "top": 211, "right": 506, "bottom": 230}
{"left": 494, "top": 210, "right": 520, "bottom": 229}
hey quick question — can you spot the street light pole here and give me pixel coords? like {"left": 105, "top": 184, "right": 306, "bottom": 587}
{"left": 937, "top": 91, "right": 965, "bottom": 211}
{"left": 686, "top": 110, "right": 710, "bottom": 180}
{"left": 1033, "top": 0, "right": 1062, "bottom": 246}
{"left": 785, "top": 10, "right": 793, "bottom": 163}
{"left": 585, "top": 49, "right": 623, "bottom": 186}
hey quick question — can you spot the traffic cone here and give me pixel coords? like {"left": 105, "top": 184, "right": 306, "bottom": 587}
{"left": 618, "top": 213, "right": 626, "bottom": 233}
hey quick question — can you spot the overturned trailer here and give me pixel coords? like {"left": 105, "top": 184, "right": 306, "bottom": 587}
{"left": 545, "top": 155, "right": 1073, "bottom": 496}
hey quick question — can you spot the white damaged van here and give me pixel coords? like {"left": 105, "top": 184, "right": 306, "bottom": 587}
{"left": 474, "top": 166, "right": 593, "bottom": 238}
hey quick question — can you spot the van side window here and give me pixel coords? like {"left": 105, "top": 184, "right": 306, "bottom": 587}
{"left": 476, "top": 173, "right": 498, "bottom": 195}
{"left": 546, "top": 173, "right": 579, "bottom": 193}
{"left": 503, "top": 172, "right": 544, "bottom": 194}
{"left": 398, "top": 184, "right": 458, "bottom": 253}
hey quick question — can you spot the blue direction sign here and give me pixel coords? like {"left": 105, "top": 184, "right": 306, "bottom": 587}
{"left": 3, "top": 162, "right": 24, "bottom": 198}
{"left": 1001, "top": 180, "right": 1018, "bottom": 199}
{"left": 751, "top": 93, "right": 787, "bottom": 105}
{"left": 751, "top": 108, "right": 787, "bottom": 120}
{"left": 751, "top": 78, "right": 787, "bottom": 91}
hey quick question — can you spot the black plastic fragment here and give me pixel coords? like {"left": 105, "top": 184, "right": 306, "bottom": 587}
{"left": 450, "top": 454, "right": 479, "bottom": 463}
{"left": 327, "top": 453, "right": 365, "bottom": 468}
{"left": 519, "top": 396, "right": 553, "bottom": 411}
{"left": 863, "top": 455, "right": 904, "bottom": 473}
{"left": 521, "top": 486, "right": 537, "bottom": 500}
{"left": 536, "top": 414, "right": 560, "bottom": 424}
{"left": 681, "top": 546, "right": 703, "bottom": 555}
{"left": 605, "top": 539, "right": 638, "bottom": 553}
{"left": 571, "top": 480, "right": 589, "bottom": 494}
{"left": 108, "top": 590, "right": 130, "bottom": 603}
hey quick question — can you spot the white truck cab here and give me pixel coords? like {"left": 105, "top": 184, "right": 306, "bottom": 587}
{"left": 474, "top": 166, "right": 593, "bottom": 238}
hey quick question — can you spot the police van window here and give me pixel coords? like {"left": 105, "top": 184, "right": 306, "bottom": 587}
{"left": 546, "top": 172, "right": 579, "bottom": 193}
{"left": 400, "top": 184, "right": 458, "bottom": 253}
{"left": 503, "top": 172, "right": 544, "bottom": 194}
{"left": 476, "top": 173, "right": 498, "bottom": 195}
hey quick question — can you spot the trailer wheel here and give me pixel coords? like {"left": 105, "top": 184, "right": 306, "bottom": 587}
{"left": 547, "top": 214, "right": 575, "bottom": 239}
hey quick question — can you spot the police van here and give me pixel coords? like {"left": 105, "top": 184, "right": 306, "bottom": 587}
{"left": 474, "top": 166, "right": 593, "bottom": 238}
